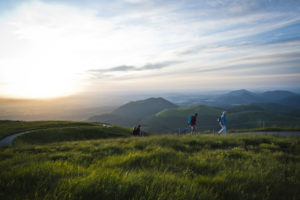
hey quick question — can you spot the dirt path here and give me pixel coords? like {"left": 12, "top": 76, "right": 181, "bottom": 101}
{"left": 0, "top": 131, "right": 32, "bottom": 147}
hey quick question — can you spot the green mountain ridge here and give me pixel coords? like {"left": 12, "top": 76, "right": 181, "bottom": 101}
{"left": 88, "top": 97, "right": 177, "bottom": 127}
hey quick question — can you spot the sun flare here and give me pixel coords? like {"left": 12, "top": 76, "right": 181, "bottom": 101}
{"left": 1, "top": 67, "right": 79, "bottom": 99}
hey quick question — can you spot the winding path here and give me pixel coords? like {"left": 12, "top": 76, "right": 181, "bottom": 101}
{"left": 0, "top": 131, "right": 32, "bottom": 147}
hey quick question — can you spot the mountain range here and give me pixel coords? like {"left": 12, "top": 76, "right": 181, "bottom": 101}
{"left": 190, "top": 89, "right": 300, "bottom": 108}
{"left": 88, "top": 89, "right": 300, "bottom": 134}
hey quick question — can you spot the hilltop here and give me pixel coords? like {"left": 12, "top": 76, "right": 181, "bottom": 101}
{"left": 89, "top": 97, "right": 177, "bottom": 127}
{"left": 0, "top": 120, "right": 134, "bottom": 145}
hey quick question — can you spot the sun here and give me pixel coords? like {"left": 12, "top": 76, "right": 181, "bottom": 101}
{"left": 1, "top": 67, "right": 80, "bottom": 99}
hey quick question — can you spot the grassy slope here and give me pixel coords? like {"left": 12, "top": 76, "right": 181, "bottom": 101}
{"left": 1, "top": 134, "right": 299, "bottom": 200}
{"left": 89, "top": 98, "right": 177, "bottom": 127}
{"left": 227, "top": 111, "right": 300, "bottom": 129}
{"left": 14, "top": 125, "right": 133, "bottom": 145}
{"left": 141, "top": 105, "right": 222, "bottom": 133}
{"left": 0, "top": 120, "right": 102, "bottom": 140}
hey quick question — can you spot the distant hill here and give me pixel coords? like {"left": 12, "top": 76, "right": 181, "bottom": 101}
{"left": 251, "top": 103, "right": 293, "bottom": 114}
{"left": 227, "top": 104, "right": 264, "bottom": 113}
{"left": 201, "top": 89, "right": 300, "bottom": 108}
{"left": 279, "top": 95, "right": 300, "bottom": 108}
{"left": 88, "top": 97, "right": 178, "bottom": 127}
{"left": 219, "top": 89, "right": 262, "bottom": 105}
{"left": 259, "top": 90, "right": 297, "bottom": 102}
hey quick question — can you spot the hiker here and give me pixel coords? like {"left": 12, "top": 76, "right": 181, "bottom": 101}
{"left": 188, "top": 113, "right": 198, "bottom": 134}
{"left": 218, "top": 111, "right": 227, "bottom": 135}
{"left": 133, "top": 125, "right": 141, "bottom": 136}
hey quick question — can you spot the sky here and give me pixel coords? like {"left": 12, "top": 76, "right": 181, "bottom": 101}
{"left": 0, "top": 0, "right": 300, "bottom": 99}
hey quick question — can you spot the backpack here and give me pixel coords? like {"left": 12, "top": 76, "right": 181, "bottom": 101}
{"left": 132, "top": 127, "right": 138, "bottom": 136}
{"left": 188, "top": 115, "right": 194, "bottom": 125}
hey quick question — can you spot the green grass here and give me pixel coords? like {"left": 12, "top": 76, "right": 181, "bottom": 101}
{"left": 230, "top": 126, "right": 300, "bottom": 133}
{"left": 0, "top": 120, "right": 102, "bottom": 140}
{"left": 14, "top": 125, "right": 133, "bottom": 145}
{"left": 1, "top": 134, "right": 300, "bottom": 200}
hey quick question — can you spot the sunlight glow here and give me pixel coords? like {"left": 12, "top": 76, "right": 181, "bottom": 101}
{"left": 1, "top": 66, "right": 79, "bottom": 99}
{"left": 0, "top": 1, "right": 161, "bottom": 98}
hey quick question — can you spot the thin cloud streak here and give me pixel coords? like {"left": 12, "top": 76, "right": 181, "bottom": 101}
{"left": 88, "top": 61, "right": 183, "bottom": 79}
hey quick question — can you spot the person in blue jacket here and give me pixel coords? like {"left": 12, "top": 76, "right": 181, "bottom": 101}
{"left": 218, "top": 111, "right": 227, "bottom": 135}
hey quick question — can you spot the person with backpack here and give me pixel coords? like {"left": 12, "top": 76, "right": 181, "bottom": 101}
{"left": 218, "top": 111, "right": 227, "bottom": 135}
{"left": 133, "top": 125, "right": 141, "bottom": 136}
{"left": 188, "top": 113, "right": 198, "bottom": 134}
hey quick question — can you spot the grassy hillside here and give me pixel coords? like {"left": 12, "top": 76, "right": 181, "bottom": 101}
{"left": 89, "top": 97, "right": 177, "bottom": 127}
{"left": 0, "top": 120, "right": 100, "bottom": 140}
{"left": 0, "top": 134, "right": 299, "bottom": 200}
{"left": 227, "top": 110, "right": 300, "bottom": 129}
{"left": 14, "top": 125, "right": 133, "bottom": 145}
{"left": 251, "top": 103, "right": 293, "bottom": 114}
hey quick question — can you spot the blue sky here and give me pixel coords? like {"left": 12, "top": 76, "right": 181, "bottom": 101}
{"left": 0, "top": 0, "right": 300, "bottom": 98}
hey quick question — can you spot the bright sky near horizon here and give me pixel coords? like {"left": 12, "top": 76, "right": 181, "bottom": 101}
{"left": 0, "top": 0, "right": 300, "bottom": 98}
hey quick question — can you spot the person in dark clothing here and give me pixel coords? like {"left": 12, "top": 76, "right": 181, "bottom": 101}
{"left": 133, "top": 125, "right": 141, "bottom": 136}
{"left": 189, "top": 113, "right": 198, "bottom": 134}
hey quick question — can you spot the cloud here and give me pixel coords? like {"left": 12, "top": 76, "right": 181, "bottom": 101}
{"left": 89, "top": 65, "right": 136, "bottom": 73}
{"left": 88, "top": 60, "right": 183, "bottom": 79}
{"left": 122, "top": 0, "right": 146, "bottom": 4}
{"left": 141, "top": 61, "right": 182, "bottom": 70}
